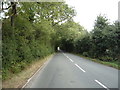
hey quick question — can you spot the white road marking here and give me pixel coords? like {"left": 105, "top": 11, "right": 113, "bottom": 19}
{"left": 95, "top": 80, "right": 109, "bottom": 90}
{"left": 66, "top": 56, "right": 74, "bottom": 62}
{"left": 69, "top": 58, "right": 74, "bottom": 62}
{"left": 63, "top": 53, "right": 85, "bottom": 72}
{"left": 22, "top": 56, "right": 53, "bottom": 89}
{"left": 63, "top": 53, "right": 66, "bottom": 56}
{"left": 63, "top": 53, "right": 74, "bottom": 62}
{"left": 22, "top": 64, "right": 43, "bottom": 88}
{"left": 75, "top": 63, "right": 86, "bottom": 72}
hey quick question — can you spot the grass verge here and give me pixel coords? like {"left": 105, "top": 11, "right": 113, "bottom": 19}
{"left": 2, "top": 54, "right": 54, "bottom": 88}
{"left": 74, "top": 54, "right": 119, "bottom": 70}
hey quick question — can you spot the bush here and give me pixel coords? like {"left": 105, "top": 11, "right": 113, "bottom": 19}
{"left": 99, "top": 56, "right": 113, "bottom": 62}
{"left": 2, "top": 17, "right": 55, "bottom": 80}
{"left": 82, "top": 52, "right": 89, "bottom": 57}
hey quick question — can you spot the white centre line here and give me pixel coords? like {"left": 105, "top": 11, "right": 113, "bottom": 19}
{"left": 95, "top": 80, "right": 109, "bottom": 90}
{"left": 67, "top": 56, "right": 74, "bottom": 62}
{"left": 63, "top": 53, "right": 74, "bottom": 62}
{"left": 69, "top": 58, "right": 74, "bottom": 62}
{"left": 66, "top": 56, "right": 69, "bottom": 58}
{"left": 63, "top": 53, "right": 85, "bottom": 72}
{"left": 75, "top": 63, "right": 86, "bottom": 72}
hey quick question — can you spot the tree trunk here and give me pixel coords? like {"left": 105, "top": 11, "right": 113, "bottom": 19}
{"left": 11, "top": 2, "right": 16, "bottom": 27}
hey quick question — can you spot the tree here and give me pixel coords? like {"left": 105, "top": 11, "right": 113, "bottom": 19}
{"left": 91, "top": 15, "right": 109, "bottom": 58}
{"left": 2, "top": 2, "right": 76, "bottom": 80}
{"left": 1, "top": 2, "right": 17, "bottom": 27}
{"left": 55, "top": 20, "right": 86, "bottom": 52}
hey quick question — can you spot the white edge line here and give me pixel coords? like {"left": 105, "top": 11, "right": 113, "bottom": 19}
{"left": 75, "top": 63, "right": 86, "bottom": 72}
{"left": 95, "top": 80, "right": 109, "bottom": 90}
{"left": 22, "top": 64, "right": 43, "bottom": 89}
{"left": 22, "top": 56, "right": 53, "bottom": 89}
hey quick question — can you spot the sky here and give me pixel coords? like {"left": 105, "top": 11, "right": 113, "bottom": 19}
{"left": 65, "top": 0, "right": 120, "bottom": 31}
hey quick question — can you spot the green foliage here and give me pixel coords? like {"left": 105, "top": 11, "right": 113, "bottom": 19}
{"left": 55, "top": 20, "right": 86, "bottom": 52}
{"left": 78, "top": 15, "right": 120, "bottom": 62}
{"left": 57, "top": 14, "right": 119, "bottom": 64}
{"left": 2, "top": 18, "right": 55, "bottom": 79}
{"left": 99, "top": 56, "right": 114, "bottom": 62}
{"left": 75, "top": 34, "right": 91, "bottom": 54}
{"left": 89, "top": 15, "right": 120, "bottom": 61}
{"left": 2, "top": 2, "right": 119, "bottom": 80}
{"left": 2, "top": 2, "right": 76, "bottom": 80}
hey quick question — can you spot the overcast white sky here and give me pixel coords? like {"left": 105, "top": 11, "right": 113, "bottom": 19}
{"left": 65, "top": 0, "right": 120, "bottom": 31}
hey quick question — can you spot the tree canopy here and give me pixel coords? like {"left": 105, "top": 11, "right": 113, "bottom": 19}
{"left": 1, "top": 2, "right": 119, "bottom": 80}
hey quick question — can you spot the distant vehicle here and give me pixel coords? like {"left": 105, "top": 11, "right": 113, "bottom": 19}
{"left": 57, "top": 47, "right": 60, "bottom": 52}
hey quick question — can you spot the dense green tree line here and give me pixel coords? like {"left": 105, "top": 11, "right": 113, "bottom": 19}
{"left": 1, "top": 2, "right": 75, "bottom": 80}
{"left": 1, "top": 2, "right": 119, "bottom": 80}
{"left": 59, "top": 15, "right": 120, "bottom": 62}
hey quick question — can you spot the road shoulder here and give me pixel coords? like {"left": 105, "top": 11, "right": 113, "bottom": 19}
{"left": 2, "top": 54, "right": 54, "bottom": 88}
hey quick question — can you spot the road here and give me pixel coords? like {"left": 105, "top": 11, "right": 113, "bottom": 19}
{"left": 24, "top": 53, "right": 118, "bottom": 89}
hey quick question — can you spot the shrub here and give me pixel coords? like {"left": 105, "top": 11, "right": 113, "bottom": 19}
{"left": 82, "top": 52, "right": 89, "bottom": 57}
{"left": 99, "top": 56, "right": 113, "bottom": 62}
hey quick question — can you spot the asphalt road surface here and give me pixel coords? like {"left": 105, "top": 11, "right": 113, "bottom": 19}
{"left": 24, "top": 53, "right": 118, "bottom": 89}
